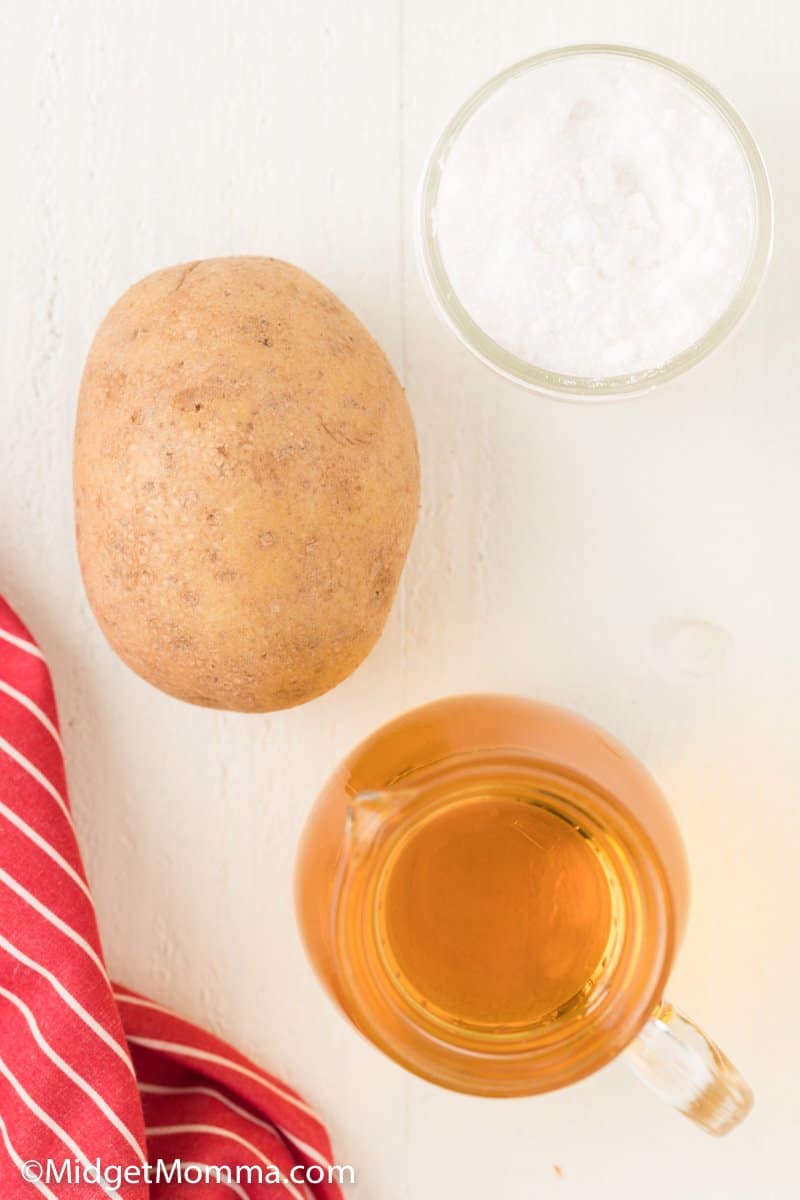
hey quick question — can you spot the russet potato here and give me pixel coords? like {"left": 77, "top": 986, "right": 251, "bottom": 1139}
{"left": 74, "top": 257, "right": 419, "bottom": 711}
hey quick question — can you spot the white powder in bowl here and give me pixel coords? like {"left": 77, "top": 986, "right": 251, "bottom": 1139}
{"left": 434, "top": 52, "right": 757, "bottom": 380}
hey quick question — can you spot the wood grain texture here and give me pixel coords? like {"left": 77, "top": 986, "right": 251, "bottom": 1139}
{"left": 0, "top": 1, "right": 796, "bottom": 1195}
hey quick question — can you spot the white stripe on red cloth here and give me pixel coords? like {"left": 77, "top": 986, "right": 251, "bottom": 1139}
{"left": 0, "top": 933, "right": 136, "bottom": 1074}
{"left": 0, "top": 866, "right": 109, "bottom": 978}
{"left": 145, "top": 1124, "right": 306, "bottom": 1200}
{"left": 0, "top": 797, "right": 93, "bottom": 899}
{"left": 0, "top": 1055, "right": 123, "bottom": 1200}
{"left": 138, "top": 1082, "right": 331, "bottom": 1170}
{"left": 124, "top": 1029, "right": 322, "bottom": 1126}
{"left": 0, "top": 1113, "right": 59, "bottom": 1200}
{"left": 181, "top": 1162, "right": 251, "bottom": 1200}
{"left": 0, "top": 734, "right": 70, "bottom": 820}
{"left": 0, "top": 985, "right": 146, "bottom": 1162}
{"left": 0, "top": 678, "right": 63, "bottom": 749}
{"left": 0, "top": 627, "right": 44, "bottom": 658}
{"left": 0, "top": 595, "right": 342, "bottom": 1200}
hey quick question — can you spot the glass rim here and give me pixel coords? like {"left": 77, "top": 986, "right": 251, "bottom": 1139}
{"left": 417, "top": 42, "right": 774, "bottom": 402}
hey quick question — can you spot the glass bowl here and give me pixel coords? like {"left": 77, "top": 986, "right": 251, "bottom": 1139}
{"left": 417, "top": 44, "right": 773, "bottom": 402}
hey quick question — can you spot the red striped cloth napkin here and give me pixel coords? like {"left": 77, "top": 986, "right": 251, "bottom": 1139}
{"left": 0, "top": 597, "right": 344, "bottom": 1199}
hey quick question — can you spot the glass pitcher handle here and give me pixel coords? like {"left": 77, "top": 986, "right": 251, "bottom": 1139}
{"left": 624, "top": 1002, "right": 753, "bottom": 1135}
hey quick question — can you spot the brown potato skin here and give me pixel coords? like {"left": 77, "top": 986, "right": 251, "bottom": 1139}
{"left": 74, "top": 257, "right": 419, "bottom": 712}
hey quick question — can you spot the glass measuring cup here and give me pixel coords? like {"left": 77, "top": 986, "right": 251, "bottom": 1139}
{"left": 295, "top": 694, "right": 752, "bottom": 1134}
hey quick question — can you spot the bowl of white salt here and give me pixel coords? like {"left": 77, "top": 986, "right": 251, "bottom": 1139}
{"left": 418, "top": 44, "right": 772, "bottom": 400}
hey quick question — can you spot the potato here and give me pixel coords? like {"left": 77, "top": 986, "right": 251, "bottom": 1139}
{"left": 74, "top": 257, "right": 419, "bottom": 711}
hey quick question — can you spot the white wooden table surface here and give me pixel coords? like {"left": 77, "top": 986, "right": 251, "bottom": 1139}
{"left": 1, "top": 2, "right": 797, "bottom": 1196}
